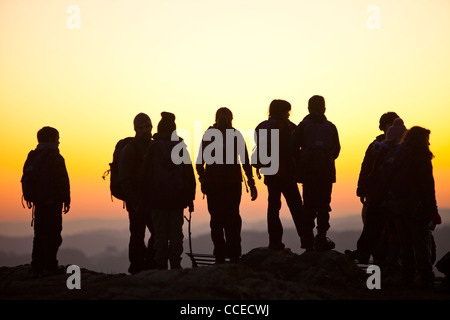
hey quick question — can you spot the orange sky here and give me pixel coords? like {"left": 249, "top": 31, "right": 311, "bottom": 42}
{"left": 1, "top": 0, "right": 450, "bottom": 228}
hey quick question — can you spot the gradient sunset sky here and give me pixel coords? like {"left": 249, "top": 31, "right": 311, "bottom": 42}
{"left": 1, "top": 0, "right": 449, "bottom": 228}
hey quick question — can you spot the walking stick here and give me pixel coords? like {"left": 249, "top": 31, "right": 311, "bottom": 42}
{"left": 184, "top": 206, "right": 198, "bottom": 268}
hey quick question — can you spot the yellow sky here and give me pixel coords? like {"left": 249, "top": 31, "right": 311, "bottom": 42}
{"left": 1, "top": 0, "right": 450, "bottom": 225}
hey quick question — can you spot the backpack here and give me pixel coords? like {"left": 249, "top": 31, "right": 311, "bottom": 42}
{"left": 103, "top": 137, "right": 134, "bottom": 201}
{"left": 297, "top": 120, "right": 335, "bottom": 184}
{"left": 152, "top": 141, "right": 185, "bottom": 205}
{"left": 21, "top": 149, "right": 51, "bottom": 206}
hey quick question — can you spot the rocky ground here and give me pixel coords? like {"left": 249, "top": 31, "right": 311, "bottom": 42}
{"left": 0, "top": 248, "right": 449, "bottom": 300}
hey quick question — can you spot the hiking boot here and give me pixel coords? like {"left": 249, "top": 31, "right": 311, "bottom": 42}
{"left": 314, "top": 236, "right": 335, "bottom": 252}
{"left": 344, "top": 249, "right": 369, "bottom": 264}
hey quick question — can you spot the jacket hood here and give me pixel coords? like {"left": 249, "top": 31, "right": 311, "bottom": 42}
{"left": 36, "top": 142, "right": 59, "bottom": 152}
{"left": 304, "top": 113, "right": 327, "bottom": 123}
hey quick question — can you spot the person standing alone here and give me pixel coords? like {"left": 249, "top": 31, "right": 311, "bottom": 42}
{"left": 21, "top": 126, "right": 70, "bottom": 278}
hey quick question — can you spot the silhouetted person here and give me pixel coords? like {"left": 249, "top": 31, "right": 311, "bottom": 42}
{"left": 387, "top": 126, "right": 440, "bottom": 287}
{"left": 142, "top": 112, "right": 196, "bottom": 269}
{"left": 196, "top": 107, "right": 257, "bottom": 264}
{"left": 345, "top": 118, "right": 407, "bottom": 264}
{"left": 357, "top": 111, "right": 399, "bottom": 223}
{"left": 293, "top": 95, "right": 340, "bottom": 251}
{"left": 21, "top": 126, "right": 70, "bottom": 278}
{"left": 119, "top": 113, "right": 156, "bottom": 274}
{"left": 254, "top": 99, "right": 304, "bottom": 251}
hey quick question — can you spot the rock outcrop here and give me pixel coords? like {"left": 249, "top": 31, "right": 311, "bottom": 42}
{"left": 0, "top": 248, "right": 448, "bottom": 300}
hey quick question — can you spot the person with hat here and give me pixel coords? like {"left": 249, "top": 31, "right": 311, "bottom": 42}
{"left": 141, "top": 112, "right": 196, "bottom": 269}
{"left": 119, "top": 112, "right": 156, "bottom": 274}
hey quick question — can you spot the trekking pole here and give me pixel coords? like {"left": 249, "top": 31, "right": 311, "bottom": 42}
{"left": 184, "top": 208, "right": 198, "bottom": 268}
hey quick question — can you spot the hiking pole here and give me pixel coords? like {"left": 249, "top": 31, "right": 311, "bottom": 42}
{"left": 184, "top": 207, "right": 198, "bottom": 268}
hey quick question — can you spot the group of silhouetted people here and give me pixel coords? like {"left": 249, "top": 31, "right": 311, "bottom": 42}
{"left": 346, "top": 112, "right": 442, "bottom": 288}
{"left": 22, "top": 96, "right": 442, "bottom": 289}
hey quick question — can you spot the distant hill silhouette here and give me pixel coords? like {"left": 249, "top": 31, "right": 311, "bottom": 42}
{"left": 1, "top": 224, "right": 449, "bottom": 276}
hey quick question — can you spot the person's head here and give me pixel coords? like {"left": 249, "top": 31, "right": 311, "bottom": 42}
{"left": 308, "top": 95, "right": 326, "bottom": 115}
{"left": 269, "top": 99, "right": 291, "bottom": 120}
{"left": 401, "top": 126, "right": 433, "bottom": 158}
{"left": 215, "top": 107, "right": 233, "bottom": 130}
{"left": 379, "top": 112, "right": 399, "bottom": 133}
{"left": 157, "top": 112, "right": 176, "bottom": 134}
{"left": 384, "top": 118, "right": 407, "bottom": 143}
{"left": 37, "top": 126, "right": 59, "bottom": 146}
{"left": 133, "top": 112, "right": 152, "bottom": 139}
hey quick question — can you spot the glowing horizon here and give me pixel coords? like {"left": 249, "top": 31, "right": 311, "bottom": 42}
{"left": 1, "top": 0, "right": 450, "bottom": 227}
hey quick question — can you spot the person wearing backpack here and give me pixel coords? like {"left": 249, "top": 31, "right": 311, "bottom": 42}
{"left": 141, "top": 112, "right": 196, "bottom": 270}
{"left": 21, "top": 126, "right": 70, "bottom": 278}
{"left": 196, "top": 107, "right": 257, "bottom": 264}
{"left": 293, "top": 95, "right": 340, "bottom": 251}
{"left": 119, "top": 112, "right": 156, "bottom": 274}
{"left": 253, "top": 100, "right": 304, "bottom": 252}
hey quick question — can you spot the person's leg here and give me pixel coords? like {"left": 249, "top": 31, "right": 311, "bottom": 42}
{"left": 223, "top": 183, "right": 242, "bottom": 260}
{"left": 314, "top": 183, "right": 335, "bottom": 251}
{"left": 267, "top": 183, "right": 284, "bottom": 250}
{"left": 353, "top": 203, "right": 388, "bottom": 262}
{"left": 31, "top": 203, "right": 63, "bottom": 275}
{"left": 45, "top": 203, "right": 63, "bottom": 272}
{"left": 151, "top": 209, "right": 169, "bottom": 270}
{"left": 315, "top": 183, "right": 332, "bottom": 238}
{"left": 411, "top": 220, "right": 434, "bottom": 287}
{"left": 143, "top": 204, "right": 157, "bottom": 269}
{"left": 207, "top": 187, "right": 227, "bottom": 262}
{"left": 128, "top": 206, "right": 148, "bottom": 273}
{"left": 168, "top": 208, "right": 184, "bottom": 269}
{"left": 281, "top": 181, "right": 310, "bottom": 249}
{"left": 300, "top": 184, "right": 317, "bottom": 250}
{"left": 393, "top": 214, "right": 415, "bottom": 286}
{"left": 31, "top": 203, "right": 48, "bottom": 275}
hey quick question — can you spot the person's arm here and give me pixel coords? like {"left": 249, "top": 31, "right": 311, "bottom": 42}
{"left": 331, "top": 123, "right": 341, "bottom": 160}
{"left": 54, "top": 153, "right": 71, "bottom": 213}
{"left": 357, "top": 141, "right": 376, "bottom": 201}
{"left": 195, "top": 135, "right": 208, "bottom": 195}
{"left": 417, "top": 153, "right": 438, "bottom": 216}
{"left": 238, "top": 131, "right": 257, "bottom": 200}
